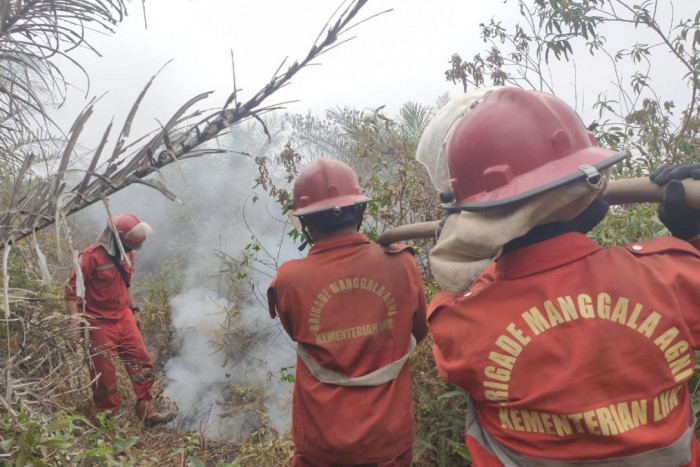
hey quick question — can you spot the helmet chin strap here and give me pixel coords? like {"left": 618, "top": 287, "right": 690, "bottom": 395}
{"left": 298, "top": 224, "right": 313, "bottom": 251}
{"left": 297, "top": 214, "right": 317, "bottom": 251}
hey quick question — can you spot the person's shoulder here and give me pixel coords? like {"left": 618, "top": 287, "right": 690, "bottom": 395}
{"left": 622, "top": 236, "right": 700, "bottom": 258}
{"left": 81, "top": 243, "right": 103, "bottom": 256}
{"left": 77, "top": 243, "right": 106, "bottom": 270}
{"left": 379, "top": 242, "right": 415, "bottom": 257}
{"left": 427, "top": 290, "right": 463, "bottom": 318}
{"left": 368, "top": 242, "right": 418, "bottom": 270}
{"left": 274, "top": 258, "right": 307, "bottom": 280}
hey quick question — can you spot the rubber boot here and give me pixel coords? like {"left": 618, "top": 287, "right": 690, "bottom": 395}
{"left": 134, "top": 400, "right": 176, "bottom": 427}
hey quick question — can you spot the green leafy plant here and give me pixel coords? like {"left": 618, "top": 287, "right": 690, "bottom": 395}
{"left": 280, "top": 366, "right": 296, "bottom": 384}
{"left": 168, "top": 433, "right": 204, "bottom": 466}
{"left": 446, "top": 0, "right": 699, "bottom": 169}
{"left": 0, "top": 410, "right": 78, "bottom": 466}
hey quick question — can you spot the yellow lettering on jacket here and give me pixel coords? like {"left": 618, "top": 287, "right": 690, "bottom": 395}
{"left": 481, "top": 291, "right": 694, "bottom": 403}
{"left": 315, "top": 319, "right": 393, "bottom": 344}
{"left": 312, "top": 277, "right": 396, "bottom": 331}
{"left": 495, "top": 393, "right": 678, "bottom": 438}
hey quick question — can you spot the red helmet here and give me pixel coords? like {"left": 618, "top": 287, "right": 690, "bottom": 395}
{"left": 292, "top": 159, "right": 371, "bottom": 216}
{"left": 109, "top": 213, "right": 153, "bottom": 250}
{"left": 443, "top": 87, "right": 627, "bottom": 210}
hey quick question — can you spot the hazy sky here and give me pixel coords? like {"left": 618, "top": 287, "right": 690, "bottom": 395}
{"left": 54, "top": 0, "right": 696, "bottom": 154}
{"left": 56, "top": 0, "right": 519, "bottom": 144}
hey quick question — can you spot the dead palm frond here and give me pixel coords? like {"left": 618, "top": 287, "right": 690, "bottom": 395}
{"left": 0, "top": 0, "right": 128, "bottom": 217}
{"left": 0, "top": 0, "right": 127, "bottom": 139}
{"left": 0, "top": 0, "right": 377, "bottom": 248}
{"left": 0, "top": 0, "right": 382, "bottom": 421}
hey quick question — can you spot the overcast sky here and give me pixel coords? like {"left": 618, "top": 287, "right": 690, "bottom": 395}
{"left": 55, "top": 0, "right": 520, "bottom": 144}
{"left": 52, "top": 0, "right": 696, "bottom": 153}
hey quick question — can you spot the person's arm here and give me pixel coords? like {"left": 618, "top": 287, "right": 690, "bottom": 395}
{"left": 276, "top": 296, "right": 294, "bottom": 338}
{"left": 127, "top": 287, "right": 143, "bottom": 330}
{"left": 127, "top": 287, "right": 137, "bottom": 311}
{"left": 412, "top": 268, "right": 429, "bottom": 343}
{"left": 650, "top": 163, "right": 700, "bottom": 250}
{"left": 268, "top": 279, "right": 295, "bottom": 337}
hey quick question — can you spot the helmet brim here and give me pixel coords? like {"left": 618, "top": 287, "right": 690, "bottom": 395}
{"left": 292, "top": 195, "right": 372, "bottom": 216}
{"left": 446, "top": 150, "right": 628, "bottom": 211}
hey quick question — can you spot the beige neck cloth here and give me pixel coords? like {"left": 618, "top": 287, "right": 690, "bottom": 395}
{"left": 430, "top": 175, "right": 608, "bottom": 293}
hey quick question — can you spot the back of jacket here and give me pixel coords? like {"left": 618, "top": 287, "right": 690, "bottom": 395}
{"left": 429, "top": 233, "right": 700, "bottom": 465}
{"left": 269, "top": 233, "right": 428, "bottom": 464}
{"left": 64, "top": 243, "right": 134, "bottom": 321}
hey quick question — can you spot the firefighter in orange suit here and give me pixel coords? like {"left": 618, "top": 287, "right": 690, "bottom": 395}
{"left": 423, "top": 87, "right": 700, "bottom": 466}
{"left": 65, "top": 213, "right": 176, "bottom": 426}
{"left": 267, "top": 159, "right": 429, "bottom": 467}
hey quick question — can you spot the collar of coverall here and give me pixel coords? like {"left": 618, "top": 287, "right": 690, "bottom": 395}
{"left": 494, "top": 232, "right": 601, "bottom": 280}
{"left": 307, "top": 232, "right": 370, "bottom": 255}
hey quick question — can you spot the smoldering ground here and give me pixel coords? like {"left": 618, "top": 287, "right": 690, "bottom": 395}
{"left": 76, "top": 117, "right": 299, "bottom": 441}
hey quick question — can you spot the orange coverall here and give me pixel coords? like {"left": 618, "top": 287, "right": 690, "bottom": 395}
{"left": 268, "top": 233, "right": 428, "bottom": 466}
{"left": 64, "top": 243, "right": 155, "bottom": 413}
{"left": 429, "top": 232, "right": 700, "bottom": 466}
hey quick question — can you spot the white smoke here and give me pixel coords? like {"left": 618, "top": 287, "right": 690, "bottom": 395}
{"left": 158, "top": 125, "right": 297, "bottom": 440}
{"left": 164, "top": 285, "right": 294, "bottom": 439}
{"left": 79, "top": 116, "right": 299, "bottom": 440}
{"left": 164, "top": 288, "right": 233, "bottom": 437}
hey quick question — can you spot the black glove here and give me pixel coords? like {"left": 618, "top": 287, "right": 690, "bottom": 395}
{"left": 658, "top": 180, "right": 700, "bottom": 240}
{"left": 650, "top": 163, "right": 700, "bottom": 185}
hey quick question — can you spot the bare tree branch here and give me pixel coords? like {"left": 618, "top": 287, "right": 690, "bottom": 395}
{"left": 0, "top": 0, "right": 374, "bottom": 247}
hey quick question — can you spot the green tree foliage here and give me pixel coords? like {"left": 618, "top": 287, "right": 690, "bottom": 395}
{"left": 270, "top": 103, "right": 445, "bottom": 234}
{"left": 444, "top": 0, "right": 699, "bottom": 247}
{"left": 0, "top": 1, "right": 374, "bottom": 248}
{"left": 446, "top": 0, "right": 699, "bottom": 170}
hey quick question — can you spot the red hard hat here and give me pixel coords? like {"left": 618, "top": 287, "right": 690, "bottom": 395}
{"left": 444, "top": 87, "right": 627, "bottom": 210}
{"left": 292, "top": 159, "right": 371, "bottom": 216}
{"left": 109, "top": 213, "right": 153, "bottom": 250}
